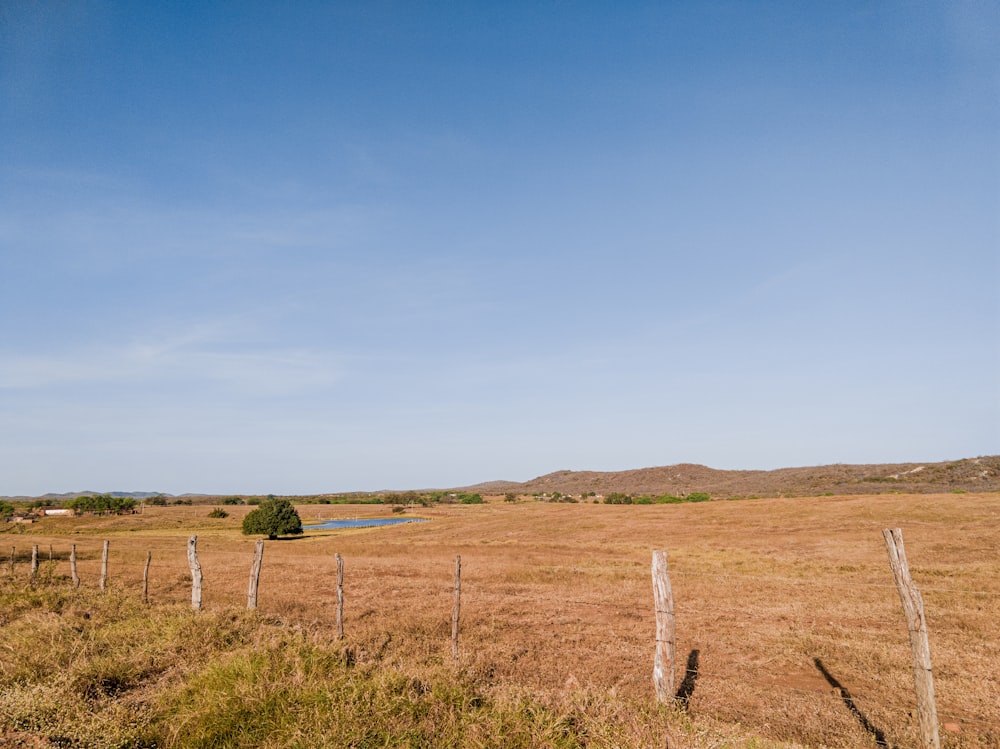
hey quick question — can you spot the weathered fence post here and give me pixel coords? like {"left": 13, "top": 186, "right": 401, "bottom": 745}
{"left": 883, "top": 528, "right": 940, "bottom": 749}
{"left": 143, "top": 550, "right": 152, "bottom": 604}
{"left": 30, "top": 545, "right": 39, "bottom": 581}
{"left": 247, "top": 539, "right": 264, "bottom": 610}
{"left": 335, "top": 552, "right": 345, "bottom": 639}
{"left": 451, "top": 555, "right": 461, "bottom": 663}
{"left": 99, "top": 540, "right": 109, "bottom": 591}
{"left": 187, "top": 536, "right": 203, "bottom": 611}
{"left": 8, "top": 546, "right": 14, "bottom": 575}
{"left": 652, "top": 549, "right": 677, "bottom": 703}
{"left": 49, "top": 545, "right": 53, "bottom": 561}
{"left": 70, "top": 544, "right": 79, "bottom": 587}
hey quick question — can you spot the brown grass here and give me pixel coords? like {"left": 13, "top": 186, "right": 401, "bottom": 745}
{"left": 6, "top": 492, "right": 999, "bottom": 747}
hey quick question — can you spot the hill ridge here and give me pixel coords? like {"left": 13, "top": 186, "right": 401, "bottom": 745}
{"left": 461, "top": 456, "right": 1000, "bottom": 497}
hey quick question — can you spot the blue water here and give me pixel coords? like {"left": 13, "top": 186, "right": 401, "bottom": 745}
{"left": 306, "top": 517, "right": 428, "bottom": 531}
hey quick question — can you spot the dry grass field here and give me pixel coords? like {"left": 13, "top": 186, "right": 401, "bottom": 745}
{"left": 3, "top": 492, "right": 998, "bottom": 747}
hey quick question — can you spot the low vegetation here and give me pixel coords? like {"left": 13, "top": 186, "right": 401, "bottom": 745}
{"left": 603, "top": 492, "right": 711, "bottom": 504}
{"left": 0, "top": 582, "right": 693, "bottom": 749}
{"left": 66, "top": 494, "right": 138, "bottom": 515}
{"left": 1, "top": 491, "right": 997, "bottom": 747}
{"left": 241, "top": 495, "right": 302, "bottom": 539}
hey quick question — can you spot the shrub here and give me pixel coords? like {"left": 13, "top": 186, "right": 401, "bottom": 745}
{"left": 655, "top": 494, "right": 682, "bottom": 504}
{"left": 242, "top": 496, "right": 302, "bottom": 539}
{"left": 222, "top": 497, "right": 244, "bottom": 505}
{"left": 208, "top": 508, "right": 229, "bottom": 519}
{"left": 66, "top": 494, "right": 138, "bottom": 515}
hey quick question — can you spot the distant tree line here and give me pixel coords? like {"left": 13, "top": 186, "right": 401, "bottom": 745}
{"left": 148, "top": 496, "right": 195, "bottom": 506}
{"left": 603, "top": 492, "right": 711, "bottom": 505}
{"left": 327, "top": 491, "right": 485, "bottom": 506}
{"left": 66, "top": 494, "right": 138, "bottom": 515}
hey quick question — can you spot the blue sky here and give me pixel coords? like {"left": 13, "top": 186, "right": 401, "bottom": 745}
{"left": 1, "top": 1, "right": 997, "bottom": 495}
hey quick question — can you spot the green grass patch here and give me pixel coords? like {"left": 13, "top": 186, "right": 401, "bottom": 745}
{"left": 0, "top": 579, "right": 698, "bottom": 749}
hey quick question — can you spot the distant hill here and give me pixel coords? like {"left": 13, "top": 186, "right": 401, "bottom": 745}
{"left": 5, "top": 456, "right": 997, "bottom": 501}
{"left": 0, "top": 490, "right": 174, "bottom": 501}
{"left": 462, "top": 456, "right": 1000, "bottom": 497}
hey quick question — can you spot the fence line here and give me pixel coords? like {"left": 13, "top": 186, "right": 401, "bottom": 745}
{"left": 451, "top": 555, "right": 461, "bottom": 663}
{"left": 884, "top": 528, "right": 940, "bottom": 749}
{"left": 672, "top": 572, "right": 1000, "bottom": 598}
{"left": 247, "top": 539, "right": 264, "bottom": 610}
{"left": 3, "top": 534, "right": 998, "bottom": 744}
{"left": 17, "top": 543, "right": 997, "bottom": 598}
{"left": 187, "top": 536, "right": 203, "bottom": 611}
{"left": 99, "top": 540, "right": 109, "bottom": 591}
{"left": 334, "top": 552, "right": 344, "bottom": 639}
{"left": 8, "top": 551, "right": 1000, "bottom": 610}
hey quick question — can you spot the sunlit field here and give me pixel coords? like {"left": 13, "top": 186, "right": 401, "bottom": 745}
{"left": 2, "top": 492, "right": 997, "bottom": 747}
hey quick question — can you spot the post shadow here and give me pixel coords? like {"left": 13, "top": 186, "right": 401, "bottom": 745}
{"left": 675, "top": 649, "right": 700, "bottom": 705}
{"left": 813, "top": 657, "right": 889, "bottom": 748}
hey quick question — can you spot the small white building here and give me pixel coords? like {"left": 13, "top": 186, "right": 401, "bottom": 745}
{"left": 43, "top": 508, "right": 73, "bottom": 516}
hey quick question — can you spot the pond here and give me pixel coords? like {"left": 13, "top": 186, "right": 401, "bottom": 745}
{"left": 305, "top": 517, "right": 428, "bottom": 531}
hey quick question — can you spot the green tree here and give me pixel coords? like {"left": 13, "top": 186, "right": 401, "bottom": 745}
{"left": 67, "top": 494, "right": 137, "bottom": 515}
{"left": 241, "top": 495, "right": 303, "bottom": 539}
{"left": 0, "top": 500, "right": 14, "bottom": 519}
{"left": 603, "top": 492, "right": 632, "bottom": 505}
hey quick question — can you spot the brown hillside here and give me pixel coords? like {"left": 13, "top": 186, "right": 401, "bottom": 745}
{"left": 464, "top": 455, "right": 1000, "bottom": 497}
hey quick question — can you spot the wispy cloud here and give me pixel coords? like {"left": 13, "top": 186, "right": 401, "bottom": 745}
{"left": 0, "top": 328, "right": 342, "bottom": 395}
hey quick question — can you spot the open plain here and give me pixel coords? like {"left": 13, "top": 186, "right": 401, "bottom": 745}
{"left": 2, "top": 492, "right": 998, "bottom": 747}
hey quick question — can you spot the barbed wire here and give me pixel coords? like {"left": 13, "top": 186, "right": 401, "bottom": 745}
{"left": 9, "top": 554, "right": 1000, "bottom": 601}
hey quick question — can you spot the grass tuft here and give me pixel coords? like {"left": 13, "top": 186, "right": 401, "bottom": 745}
{"left": 0, "top": 578, "right": 697, "bottom": 749}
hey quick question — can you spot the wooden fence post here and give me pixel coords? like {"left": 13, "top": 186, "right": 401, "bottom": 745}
{"left": 49, "top": 545, "right": 53, "bottom": 561}
{"left": 99, "top": 540, "right": 109, "bottom": 591}
{"left": 335, "top": 552, "right": 344, "bottom": 639}
{"left": 247, "top": 539, "right": 264, "bottom": 610}
{"left": 451, "top": 555, "right": 461, "bottom": 663}
{"left": 30, "top": 545, "right": 39, "bottom": 581}
{"left": 8, "top": 546, "right": 13, "bottom": 575}
{"left": 883, "top": 528, "right": 940, "bottom": 749}
{"left": 143, "top": 551, "right": 152, "bottom": 604}
{"left": 70, "top": 544, "right": 79, "bottom": 588}
{"left": 652, "top": 549, "right": 677, "bottom": 703}
{"left": 187, "top": 536, "right": 203, "bottom": 611}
